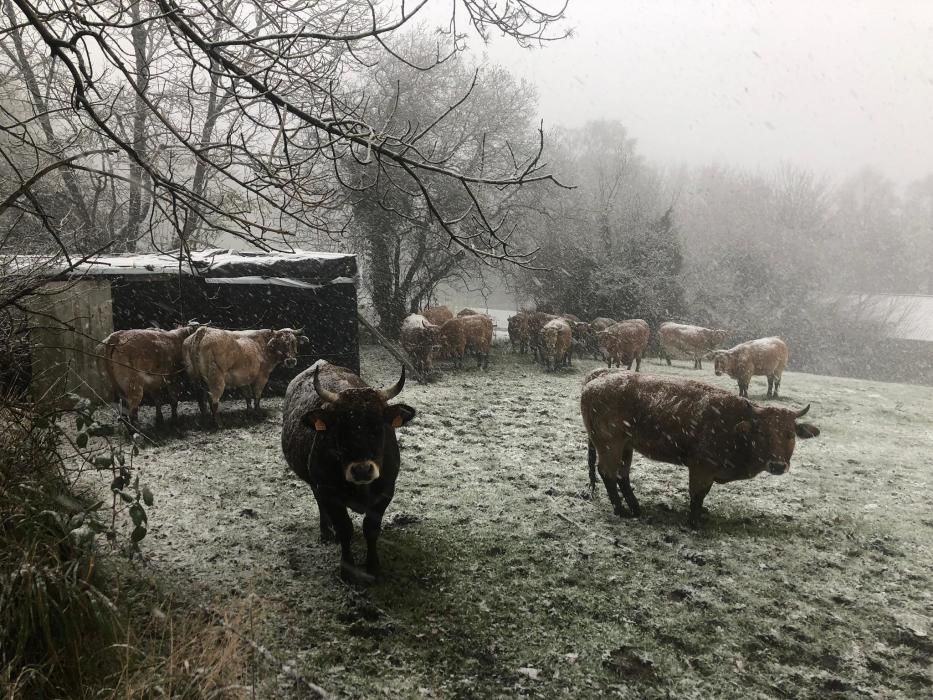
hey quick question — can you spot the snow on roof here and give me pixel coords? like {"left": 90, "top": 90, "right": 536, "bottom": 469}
{"left": 846, "top": 294, "right": 933, "bottom": 343}
{"left": 2, "top": 248, "right": 357, "bottom": 283}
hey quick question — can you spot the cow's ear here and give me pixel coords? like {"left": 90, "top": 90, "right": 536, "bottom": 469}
{"left": 302, "top": 409, "right": 329, "bottom": 432}
{"left": 735, "top": 420, "right": 754, "bottom": 434}
{"left": 385, "top": 403, "right": 416, "bottom": 428}
{"left": 795, "top": 422, "right": 820, "bottom": 439}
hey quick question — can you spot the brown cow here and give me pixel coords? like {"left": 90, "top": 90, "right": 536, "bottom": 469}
{"left": 586, "top": 317, "right": 616, "bottom": 359}
{"left": 540, "top": 318, "right": 572, "bottom": 371}
{"left": 581, "top": 369, "right": 820, "bottom": 528}
{"left": 526, "top": 312, "right": 558, "bottom": 362}
{"left": 659, "top": 322, "right": 729, "bottom": 369}
{"left": 596, "top": 319, "right": 650, "bottom": 371}
{"left": 422, "top": 305, "right": 453, "bottom": 326}
{"left": 457, "top": 308, "right": 478, "bottom": 317}
{"left": 97, "top": 325, "right": 198, "bottom": 427}
{"left": 183, "top": 326, "right": 306, "bottom": 423}
{"left": 461, "top": 313, "right": 494, "bottom": 369}
{"left": 713, "top": 337, "right": 789, "bottom": 398}
{"left": 437, "top": 317, "right": 467, "bottom": 368}
{"left": 400, "top": 314, "right": 440, "bottom": 377}
{"left": 507, "top": 313, "right": 530, "bottom": 354}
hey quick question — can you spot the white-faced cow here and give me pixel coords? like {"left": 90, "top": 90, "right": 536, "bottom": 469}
{"left": 581, "top": 369, "right": 820, "bottom": 528}
{"left": 281, "top": 361, "right": 415, "bottom": 583}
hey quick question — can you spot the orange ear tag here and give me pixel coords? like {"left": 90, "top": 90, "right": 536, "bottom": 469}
{"left": 313, "top": 417, "right": 328, "bottom": 432}
{"left": 391, "top": 414, "right": 403, "bottom": 429}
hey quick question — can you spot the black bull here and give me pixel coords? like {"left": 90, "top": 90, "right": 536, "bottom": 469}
{"left": 281, "top": 361, "right": 415, "bottom": 582}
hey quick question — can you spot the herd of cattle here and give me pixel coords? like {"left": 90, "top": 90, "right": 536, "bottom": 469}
{"left": 94, "top": 310, "right": 820, "bottom": 583}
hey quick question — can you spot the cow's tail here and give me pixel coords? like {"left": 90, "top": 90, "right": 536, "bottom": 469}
{"left": 587, "top": 440, "right": 598, "bottom": 498}
{"left": 183, "top": 326, "right": 209, "bottom": 379}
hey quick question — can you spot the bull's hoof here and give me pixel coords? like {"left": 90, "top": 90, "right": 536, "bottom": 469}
{"left": 340, "top": 561, "right": 376, "bottom": 585}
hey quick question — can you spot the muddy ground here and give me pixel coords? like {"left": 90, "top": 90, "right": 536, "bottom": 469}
{"left": 102, "top": 344, "right": 932, "bottom": 698}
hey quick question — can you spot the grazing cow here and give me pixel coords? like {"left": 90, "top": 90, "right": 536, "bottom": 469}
{"left": 658, "top": 322, "right": 729, "bottom": 369}
{"left": 183, "top": 326, "right": 306, "bottom": 423}
{"left": 457, "top": 308, "right": 478, "bottom": 317}
{"left": 526, "top": 312, "right": 558, "bottom": 362}
{"left": 540, "top": 318, "right": 572, "bottom": 371}
{"left": 596, "top": 319, "right": 650, "bottom": 371}
{"left": 507, "top": 313, "right": 530, "bottom": 354}
{"left": 422, "top": 305, "right": 453, "bottom": 326}
{"left": 581, "top": 369, "right": 820, "bottom": 528}
{"left": 400, "top": 314, "right": 440, "bottom": 377}
{"left": 713, "top": 337, "right": 789, "bottom": 398}
{"left": 461, "top": 313, "right": 494, "bottom": 369}
{"left": 97, "top": 325, "right": 198, "bottom": 427}
{"left": 281, "top": 361, "right": 415, "bottom": 582}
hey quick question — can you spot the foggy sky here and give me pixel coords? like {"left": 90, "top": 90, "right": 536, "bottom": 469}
{"left": 475, "top": 0, "right": 933, "bottom": 188}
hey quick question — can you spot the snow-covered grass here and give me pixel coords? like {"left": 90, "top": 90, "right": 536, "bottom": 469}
{"left": 125, "top": 343, "right": 933, "bottom": 697}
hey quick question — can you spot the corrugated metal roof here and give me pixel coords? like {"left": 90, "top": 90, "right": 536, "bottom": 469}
{"left": 846, "top": 294, "right": 933, "bottom": 343}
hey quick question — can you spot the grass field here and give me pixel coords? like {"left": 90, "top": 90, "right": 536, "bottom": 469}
{"left": 118, "top": 344, "right": 933, "bottom": 698}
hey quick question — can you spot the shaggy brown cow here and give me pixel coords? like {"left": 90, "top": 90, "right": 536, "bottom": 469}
{"left": 457, "top": 308, "right": 478, "bottom": 317}
{"left": 97, "top": 325, "right": 198, "bottom": 427}
{"left": 540, "top": 318, "right": 572, "bottom": 371}
{"left": 422, "top": 305, "right": 453, "bottom": 326}
{"left": 461, "top": 313, "right": 494, "bottom": 369}
{"left": 659, "top": 322, "right": 729, "bottom": 369}
{"left": 507, "top": 313, "right": 530, "bottom": 354}
{"left": 400, "top": 314, "right": 439, "bottom": 377}
{"left": 281, "top": 361, "right": 415, "bottom": 582}
{"left": 596, "top": 319, "right": 650, "bottom": 371}
{"left": 581, "top": 369, "right": 820, "bottom": 528}
{"left": 183, "top": 326, "right": 305, "bottom": 423}
{"left": 713, "top": 337, "right": 789, "bottom": 398}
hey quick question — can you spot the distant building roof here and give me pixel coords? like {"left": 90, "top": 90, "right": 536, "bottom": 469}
{"left": 846, "top": 294, "right": 933, "bottom": 343}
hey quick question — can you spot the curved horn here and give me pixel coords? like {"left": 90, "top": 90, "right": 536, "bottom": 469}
{"left": 380, "top": 366, "right": 406, "bottom": 401}
{"left": 313, "top": 366, "right": 340, "bottom": 404}
{"left": 292, "top": 327, "right": 304, "bottom": 335}
{"left": 794, "top": 404, "right": 811, "bottom": 418}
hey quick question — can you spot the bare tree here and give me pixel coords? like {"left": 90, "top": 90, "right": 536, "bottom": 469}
{"left": 0, "top": 0, "right": 569, "bottom": 266}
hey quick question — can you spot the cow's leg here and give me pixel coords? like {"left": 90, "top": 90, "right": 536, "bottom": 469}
{"left": 594, "top": 445, "right": 627, "bottom": 516}
{"left": 738, "top": 381, "right": 749, "bottom": 398}
{"left": 587, "top": 441, "right": 598, "bottom": 497}
{"left": 665, "top": 355, "right": 672, "bottom": 366}
{"left": 688, "top": 470, "right": 715, "bottom": 529}
{"left": 194, "top": 383, "right": 208, "bottom": 418}
{"left": 482, "top": 352, "right": 489, "bottom": 370}
{"left": 125, "top": 383, "right": 143, "bottom": 430}
{"left": 323, "top": 500, "right": 366, "bottom": 582}
{"left": 310, "top": 486, "right": 336, "bottom": 543}
{"left": 251, "top": 379, "right": 266, "bottom": 414}
{"left": 155, "top": 403, "right": 164, "bottom": 426}
{"left": 617, "top": 443, "right": 641, "bottom": 517}
{"left": 767, "top": 375, "right": 774, "bottom": 398}
{"left": 635, "top": 354, "right": 642, "bottom": 372}
{"left": 773, "top": 374, "right": 781, "bottom": 397}
{"left": 600, "top": 470, "right": 626, "bottom": 517}
{"left": 363, "top": 504, "right": 389, "bottom": 578}
{"left": 206, "top": 376, "right": 225, "bottom": 427}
